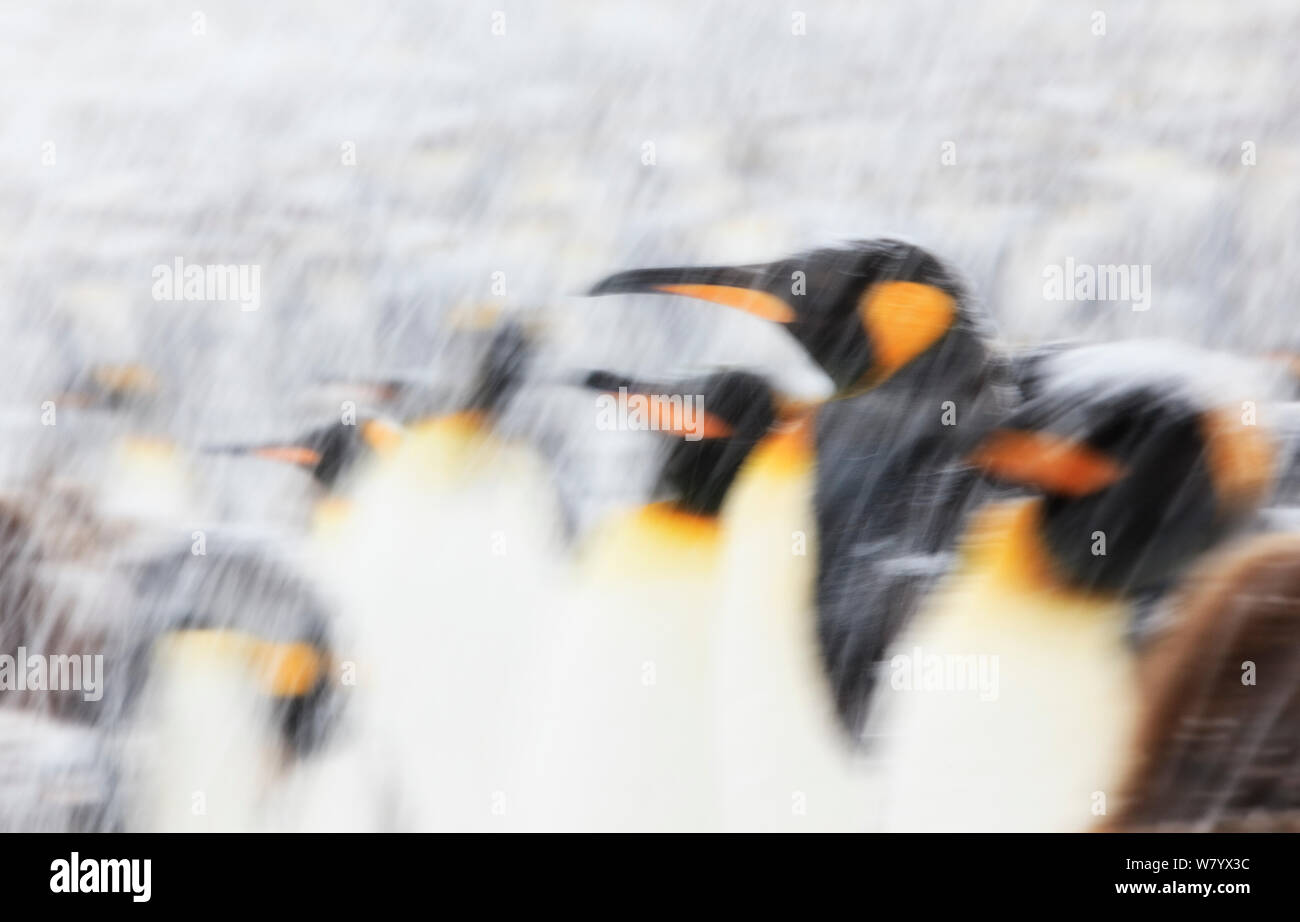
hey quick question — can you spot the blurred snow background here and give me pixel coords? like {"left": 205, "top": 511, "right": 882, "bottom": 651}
{"left": 4, "top": 0, "right": 1298, "bottom": 409}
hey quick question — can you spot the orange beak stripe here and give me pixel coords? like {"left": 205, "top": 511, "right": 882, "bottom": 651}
{"left": 254, "top": 446, "right": 323, "bottom": 468}
{"left": 971, "top": 430, "right": 1126, "bottom": 497}
{"left": 609, "top": 392, "right": 735, "bottom": 439}
{"left": 655, "top": 284, "right": 797, "bottom": 324}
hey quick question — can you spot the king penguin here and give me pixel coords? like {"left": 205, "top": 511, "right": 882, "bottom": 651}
{"left": 316, "top": 319, "right": 571, "bottom": 831}
{"left": 204, "top": 414, "right": 406, "bottom": 540}
{"left": 536, "top": 369, "right": 777, "bottom": 831}
{"left": 587, "top": 240, "right": 1015, "bottom": 735}
{"left": 206, "top": 416, "right": 405, "bottom": 495}
{"left": 123, "top": 414, "right": 405, "bottom": 831}
{"left": 131, "top": 321, "right": 564, "bottom": 831}
{"left": 50, "top": 363, "right": 210, "bottom": 537}
{"left": 121, "top": 543, "right": 342, "bottom": 831}
{"left": 868, "top": 359, "right": 1276, "bottom": 831}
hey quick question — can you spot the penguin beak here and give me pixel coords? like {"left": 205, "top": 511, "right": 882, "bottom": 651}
{"left": 970, "top": 430, "right": 1126, "bottom": 497}
{"left": 587, "top": 262, "right": 959, "bottom": 389}
{"left": 158, "top": 630, "right": 328, "bottom": 698}
{"left": 53, "top": 363, "right": 162, "bottom": 408}
{"left": 253, "top": 445, "right": 323, "bottom": 468}
{"left": 1200, "top": 409, "right": 1276, "bottom": 510}
{"left": 91, "top": 363, "right": 162, "bottom": 398}
{"left": 582, "top": 371, "right": 735, "bottom": 439}
{"left": 330, "top": 379, "right": 408, "bottom": 404}
{"left": 588, "top": 265, "right": 798, "bottom": 324}
{"left": 205, "top": 441, "right": 322, "bottom": 470}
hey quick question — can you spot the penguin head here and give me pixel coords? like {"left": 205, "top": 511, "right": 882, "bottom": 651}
{"left": 212, "top": 417, "right": 403, "bottom": 492}
{"left": 584, "top": 369, "right": 779, "bottom": 517}
{"left": 57, "top": 363, "right": 162, "bottom": 412}
{"left": 587, "top": 240, "right": 986, "bottom": 396}
{"left": 127, "top": 546, "right": 342, "bottom": 755}
{"left": 226, "top": 322, "right": 534, "bottom": 491}
{"left": 308, "top": 321, "right": 540, "bottom": 431}
{"left": 465, "top": 320, "right": 534, "bottom": 415}
{"left": 971, "top": 378, "right": 1276, "bottom": 595}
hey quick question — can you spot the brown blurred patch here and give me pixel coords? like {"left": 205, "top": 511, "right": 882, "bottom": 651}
{"left": 0, "top": 500, "right": 43, "bottom": 662}
{"left": 1102, "top": 534, "right": 1300, "bottom": 831}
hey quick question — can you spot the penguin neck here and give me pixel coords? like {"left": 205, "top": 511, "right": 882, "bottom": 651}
{"left": 660, "top": 421, "right": 786, "bottom": 517}
{"left": 312, "top": 495, "right": 355, "bottom": 534}
{"left": 963, "top": 499, "right": 1116, "bottom": 602}
{"left": 743, "top": 415, "right": 816, "bottom": 479}
{"left": 405, "top": 410, "right": 496, "bottom": 460}
{"left": 660, "top": 441, "right": 745, "bottom": 518}
{"left": 408, "top": 410, "right": 492, "bottom": 444}
{"left": 636, "top": 501, "right": 722, "bottom": 545}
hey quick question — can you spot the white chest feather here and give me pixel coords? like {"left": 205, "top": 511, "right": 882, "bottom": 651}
{"left": 532, "top": 505, "right": 722, "bottom": 830}
{"left": 312, "top": 417, "right": 566, "bottom": 831}
{"left": 870, "top": 503, "right": 1138, "bottom": 832}
{"left": 715, "top": 429, "right": 875, "bottom": 831}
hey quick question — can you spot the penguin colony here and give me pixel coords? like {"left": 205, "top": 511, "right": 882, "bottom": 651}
{"left": 3, "top": 239, "right": 1298, "bottom": 832}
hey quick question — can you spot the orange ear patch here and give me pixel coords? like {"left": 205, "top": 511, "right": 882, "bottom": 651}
{"left": 254, "top": 445, "right": 323, "bottom": 468}
{"left": 361, "top": 419, "right": 404, "bottom": 455}
{"left": 120, "top": 436, "right": 177, "bottom": 460}
{"left": 1201, "top": 409, "right": 1275, "bottom": 509}
{"left": 656, "top": 284, "right": 797, "bottom": 323}
{"left": 446, "top": 303, "right": 503, "bottom": 330}
{"left": 971, "top": 430, "right": 1125, "bottom": 497}
{"left": 744, "top": 414, "right": 815, "bottom": 478}
{"left": 160, "top": 630, "right": 327, "bottom": 698}
{"left": 254, "top": 641, "right": 327, "bottom": 697}
{"left": 92, "top": 363, "right": 161, "bottom": 396}
{"left": 858, "top": 281, "right": 956, "bottom": 381}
